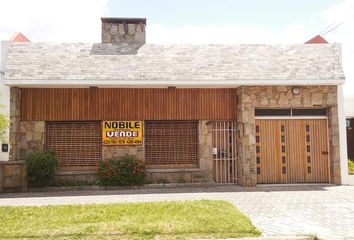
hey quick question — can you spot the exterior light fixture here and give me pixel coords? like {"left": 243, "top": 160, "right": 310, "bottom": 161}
{"left": 1, "top": 144, "right": 8, "bottom": 152}
{"left": 291, "top": 86, "right": 301, "bottom": 95}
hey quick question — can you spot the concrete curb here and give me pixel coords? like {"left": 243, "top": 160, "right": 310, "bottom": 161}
{"left": 28, "top": 182, "right": 216, "bottom": 192}
{"left": 203, "top": 236, "right": 315, "bottom": 240}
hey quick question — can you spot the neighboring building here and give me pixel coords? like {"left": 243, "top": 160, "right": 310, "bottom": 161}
{"left": 0, "top": 40, "right": 10, "bottom": 161}
{"left": 305, "top": 34, "right": 329, "bottom": 44}
{"left": 345, "top": 96, "right": 354, "bottom": 160}
{"left": 0, "top": 18, "right": 349, "bottom": 186}
{"left": 0, "top": 33, "right": 30, "bottom": 161}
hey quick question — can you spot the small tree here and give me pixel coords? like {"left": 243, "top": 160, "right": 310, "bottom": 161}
{"left": 0, "top": 104, "right": 9, "bottom": 143}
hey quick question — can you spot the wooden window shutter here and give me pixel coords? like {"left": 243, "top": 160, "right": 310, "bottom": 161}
{"left": 45, "top": 122, "right": 102, "bottom": 168}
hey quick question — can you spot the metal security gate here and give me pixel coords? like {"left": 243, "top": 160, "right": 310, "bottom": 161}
{"left": 46, "top": 122, "right": 102, "bottom": 171}
{"left": 212, "top": 121, "right": 237, "bottom": 183}
{"left": 255, "top": 118, "right": 329, "bottom": 183}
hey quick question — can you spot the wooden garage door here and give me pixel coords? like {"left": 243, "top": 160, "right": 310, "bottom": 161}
{"left": 46, "top": 122, "right": 102, "bottom": 171}
{"left": 255, "top": 119, "right": 329, "bottom": 183}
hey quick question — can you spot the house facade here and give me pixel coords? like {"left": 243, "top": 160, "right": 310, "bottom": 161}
{"left": 0, "top": 18, "right": 349, "bottom": 187}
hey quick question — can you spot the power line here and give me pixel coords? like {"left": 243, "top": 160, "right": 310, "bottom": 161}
{"left": 322, "top": 22, "right": 344, "bottom": 35}
{"left": 318, "top": 24, "right": 334, "bottom": 35}
{"left": 319, "top": 12, "right": 354, "bottom": 36}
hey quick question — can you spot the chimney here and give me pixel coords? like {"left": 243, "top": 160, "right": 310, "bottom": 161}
{"left": 101, "top": 17, "right": 146, "bottom": 44}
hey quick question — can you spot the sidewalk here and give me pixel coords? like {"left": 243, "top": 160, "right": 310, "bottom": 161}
{"left": 1, "top": 184, "right": 354, "bottom": 239}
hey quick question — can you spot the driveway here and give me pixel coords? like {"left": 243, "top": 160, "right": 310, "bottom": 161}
{"left": 1, "top": 184, "right": 354, "bottom": 239}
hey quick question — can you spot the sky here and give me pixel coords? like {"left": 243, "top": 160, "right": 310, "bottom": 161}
{"left": 0, "top": 0, "right": 353, "bottom": 95}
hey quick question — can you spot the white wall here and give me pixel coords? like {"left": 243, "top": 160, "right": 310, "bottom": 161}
{"left": 0, "top": 41, "right": 10, "bottom": 161}
{"left": 345, "top": 95, "right": 354, "bottom": 118}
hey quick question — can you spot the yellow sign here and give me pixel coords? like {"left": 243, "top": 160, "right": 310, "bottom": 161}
{"left": 102, "top": 121, "right": 143, "bottom": 145}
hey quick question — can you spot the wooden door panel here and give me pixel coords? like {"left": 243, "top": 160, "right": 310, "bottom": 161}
{"left": 255, "top": 119, "right": 329, "bottom": 184}
{"left": 286, "top": 120, "right": 307, "bottom": 183}
{"left": 305, "top": 119, "right": 329, "bottom": 182}
{"left": 256, "top": 119, "right": 283, "bottom": 183}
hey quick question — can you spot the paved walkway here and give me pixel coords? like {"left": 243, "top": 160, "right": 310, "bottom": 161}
{"left": 1, "top": 185, "right": 354, "bottom": 239}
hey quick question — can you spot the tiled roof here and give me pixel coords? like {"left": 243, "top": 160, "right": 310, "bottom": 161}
{"left": 4, "top": 42, "right": 344, "bottom": 82}
{"left": 9, "top": 32, "right": 30, "bottom": 43}
{"left": 305, "top": 35, "right": 328, "bottom": 44}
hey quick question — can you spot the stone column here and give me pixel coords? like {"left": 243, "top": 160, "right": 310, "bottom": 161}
{"left": 9, "top": 87, "right": 21, "bottom": 161}
{"left": 198, "top": 121, "right": 213, "bottom": 181}
{"left": 236, "top": 87, "right": 257, "bottom": 187}
{"left": 328, "top": 105, "right": 341, "bottom": 184}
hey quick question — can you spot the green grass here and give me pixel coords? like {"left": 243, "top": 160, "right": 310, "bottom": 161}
{"left": 348, "top": 159, "right": 354, "bottom": 175}
{"left": 0, "top": 200, "right": 260, "bottom": 240}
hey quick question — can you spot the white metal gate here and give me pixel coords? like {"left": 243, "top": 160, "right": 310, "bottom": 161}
{"left": 212, "top": 121, "right": 238, "bottom": 183}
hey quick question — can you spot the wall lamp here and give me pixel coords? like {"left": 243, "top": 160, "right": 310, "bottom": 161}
{"left": 291, "top": 86, "right": 301, "bottom": 95}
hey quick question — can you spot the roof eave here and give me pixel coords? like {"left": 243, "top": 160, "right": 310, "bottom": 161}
{"left": 3, "top": 79, "right": 345, "bottom": 88}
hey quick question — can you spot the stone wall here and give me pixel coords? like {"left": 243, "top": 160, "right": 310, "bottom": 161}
{"left": 236, "top": 88, "right": 257, "bottom": 187}
{"left": 3, "top": 87, "right": 27, "bottom": 192}
{"left": 101, "top": 18, "right": 146, "bottom": 44}
{"left": 102, "top": 145, "right": 144, "bottom": 162}
{"left": 0, "top": 160, "right": 27, "bottom": 192}
{"left": 197, "top": 120, "right": 213, "bottom": 181}
{"left": 8, "top": 88, "right": 45, "bottom": 162}
{"left": 17, "top": 122, "right": 45, "bottom": 160}
{"left": 236, "top": 86, "right": 340, "bottom": 186}
{"left": 9, "top": 87, "right": 20, "bottom": 161}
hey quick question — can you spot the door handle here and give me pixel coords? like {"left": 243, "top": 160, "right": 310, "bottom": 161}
{"left": 322, "top": 151, "right": 329, "bottom": 155}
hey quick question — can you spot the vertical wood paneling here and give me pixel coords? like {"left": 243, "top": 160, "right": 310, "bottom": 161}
{"left": 306, "top": 119, "right": 329, "bottom": 182}
{"left": 286, "top": 120, "right": 307, "bottom": 183}
{"left": 20, "top": 88, "right": 236, "bottom": 121}
{"left": 256, "top": 119, "right": 329, "bottom": 184}
{"left": 256, "top": 119, "right": 283, "bottom": 183}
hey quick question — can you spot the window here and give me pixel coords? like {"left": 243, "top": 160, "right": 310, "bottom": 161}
{"left": 145, "top": 121, "right": 198, "bottom": 166}
{"left": 292, "top": 108, "right": 327, "bottom": 116}
{"left": 256, "top": 146, "right": 260, "bottom": 153}
{"left": 255, "top": 108, "right": 327, "bottom": 117}
{"left": 255, "top": 109, "right": 291, "bottom": 116}
{"left": 46, "top": 122, "right": 101, "bottom": 168}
